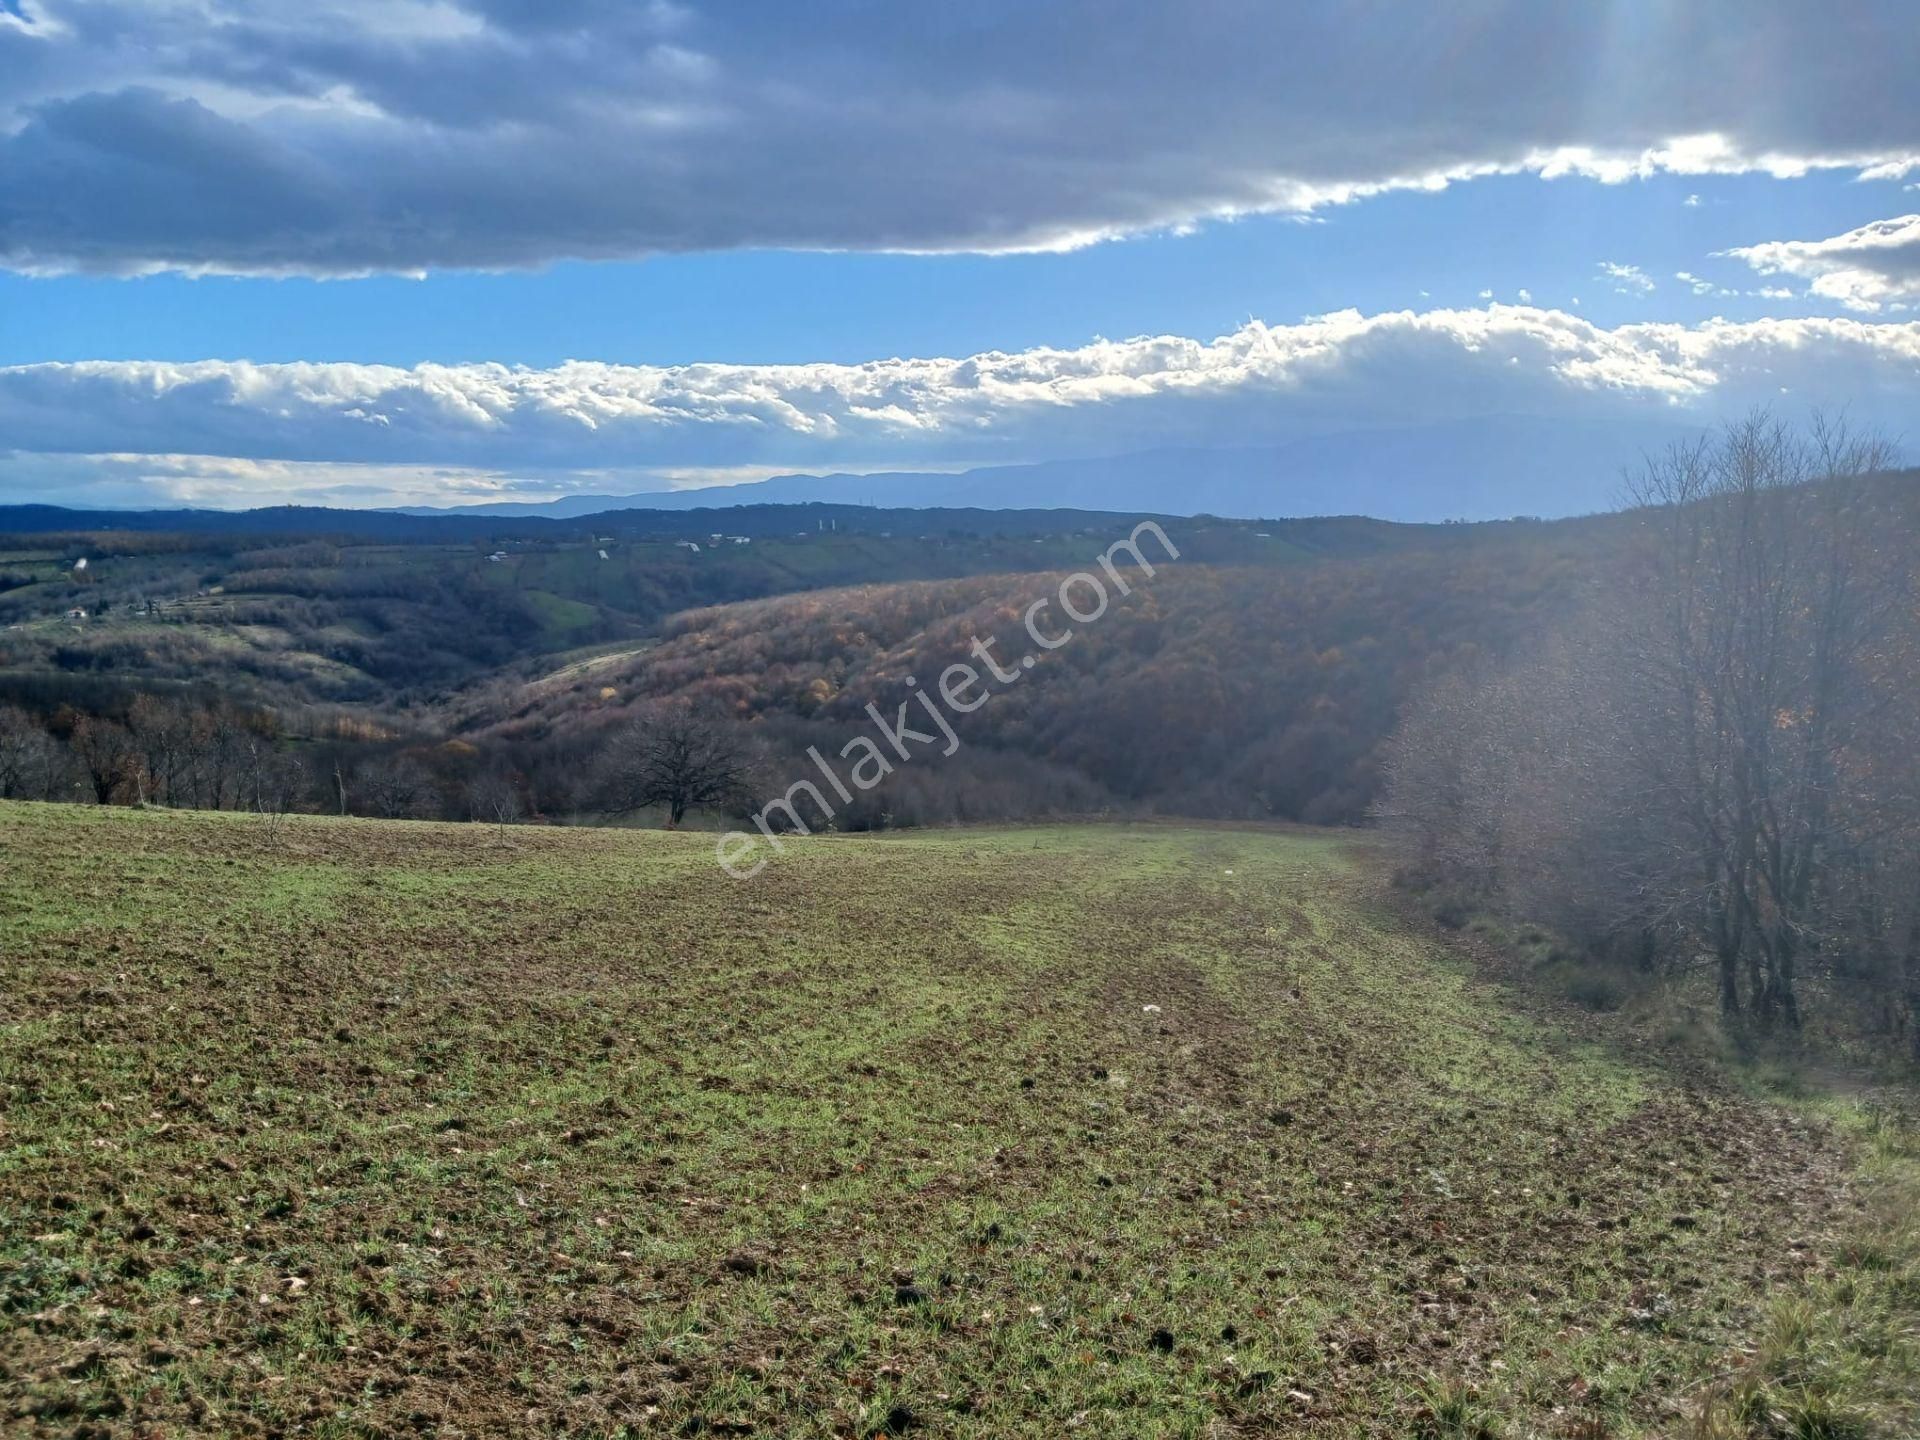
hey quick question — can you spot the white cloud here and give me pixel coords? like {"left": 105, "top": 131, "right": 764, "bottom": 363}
{"left": 1599, "top": 262, "right": 1656, "bottom": 296}
{"left": 0, "top": 453, "right": 854, "bottom": 510}
{"left": 1676, "top": 270, "right": 1736, "bottom": 298}
{"left": 1859, "top": 159, "right": 1920, "bottom": 182}
{"left": 3, "top": 307, "right": 1917, "bottom": 506}
{"left": 1726, "top": 214, "right": 1920, "bottom": 312}
{"left": 0, "top": 2, "right": 1918, "bottom": 274}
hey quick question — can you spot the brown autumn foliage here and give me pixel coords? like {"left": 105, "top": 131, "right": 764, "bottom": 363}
{"left": 479, "top": 526, "right": 1605, "bottom": 824}
{"left": 1381, "top": 417, "right": 1920, "bottom": 1053}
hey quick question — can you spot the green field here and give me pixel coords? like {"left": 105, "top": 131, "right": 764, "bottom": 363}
{"left": 1, "top": 806, "right": 1913, "bottom": 1437}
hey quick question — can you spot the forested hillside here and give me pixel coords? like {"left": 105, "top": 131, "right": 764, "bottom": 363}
{"left": 0, "top": 508, "right": 1439, "bottom": 714}
{"left": 469, "top": 523, "right": 1606, "bottom": 825}
{"left": 1, "top": 501, "right": 1604, "bottom": 825}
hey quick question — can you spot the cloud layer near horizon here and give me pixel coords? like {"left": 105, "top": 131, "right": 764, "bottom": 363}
{"left": 3, "top": 307, "right": 1916, "bottom": 507}
{"left": 1, "top": 1, "right": 1917, "bottom": 275}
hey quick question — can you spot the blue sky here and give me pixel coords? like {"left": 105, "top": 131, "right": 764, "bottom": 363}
{"left": 0, "top": 1, "right": 1916, "bottom": 510}
{"left": 0, "top": 170, "right": 1906, "bottom": 369}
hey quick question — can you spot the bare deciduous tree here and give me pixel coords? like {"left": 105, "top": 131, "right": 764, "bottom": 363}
{"left": 68, "top": 714, "right": 141, "bottom": 806}
{"left": 1383, "top": 412, "right": 1916, "bottom": 1039}
{"left": 468, "top": 770, "right": 526, "bottom": 831}
{"left": 0, "top": 705, "right": 66, "bottom": 801}
{"left": 1617, "top": 415, "right": 1904, "bottom": 1025}
{"left": 356, "top": 754, "right": 436, "bottom": 820}
{"left": 128, "top": 695, "right": 192, "bottom": 806}
{"left": 599, "top": 704, "right": 756, "bottom": 827}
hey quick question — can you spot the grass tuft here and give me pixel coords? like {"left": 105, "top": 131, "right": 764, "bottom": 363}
{"left": 1411, "top": 1374, "right": 1504, "bottom": 1439}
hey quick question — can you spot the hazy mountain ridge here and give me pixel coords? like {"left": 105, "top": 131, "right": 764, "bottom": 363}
{"left": 395, "top": 415, "right": 1706, "bottom": 523}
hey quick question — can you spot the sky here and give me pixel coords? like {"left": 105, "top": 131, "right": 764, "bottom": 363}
{"left": 0, "top": 0, "right": 1917, "bottom": 510}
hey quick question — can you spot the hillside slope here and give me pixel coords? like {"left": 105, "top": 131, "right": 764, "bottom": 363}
{"left": 0, "top": 512, "right": 1450, "bottom": 718}
{"left": 1, "top": 806, "right": 1903, "bottom": 1436}
{"left": 469, "top": 531, "right": 1601, "bottom": 823}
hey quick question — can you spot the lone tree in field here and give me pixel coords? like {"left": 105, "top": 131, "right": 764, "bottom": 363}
{"left": 468, "top": 769, "right": 525, "bottom": 830}
{"left": 601, "top": 703, "right": 756, "bottom": 827}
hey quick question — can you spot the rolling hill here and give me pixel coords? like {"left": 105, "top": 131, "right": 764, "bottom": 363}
{"left": 0, "top": 509, "right": 1462, "bottom": 718}
{"left": 0, "top": 498, "right": 1630, "bottom": 824}
{"left": 460, "top": 519, "right": 1608, "bottom": 825}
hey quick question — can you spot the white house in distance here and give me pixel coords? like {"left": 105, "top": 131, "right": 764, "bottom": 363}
{"left": 676, "top": 540, "right": 701, "bottom": 553}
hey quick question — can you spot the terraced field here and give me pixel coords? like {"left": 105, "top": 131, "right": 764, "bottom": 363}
{"left": 0, "top": 805, "right": 1912, "bottom": 1437}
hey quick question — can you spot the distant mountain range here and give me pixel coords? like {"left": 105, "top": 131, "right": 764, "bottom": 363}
{"left": 0, "top": 501, "right": 1188, "bottom": 542}
{"left": 395, "top": 415, "right": 1706, "bottom": 523}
